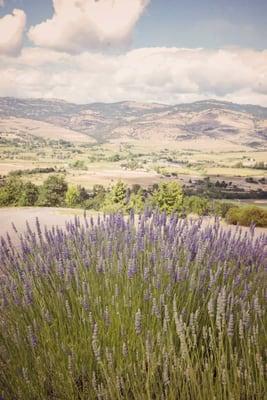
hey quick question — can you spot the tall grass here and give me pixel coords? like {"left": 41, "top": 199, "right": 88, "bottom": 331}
{"left": 0, "top": 211, "right": 266, "bottom": 399}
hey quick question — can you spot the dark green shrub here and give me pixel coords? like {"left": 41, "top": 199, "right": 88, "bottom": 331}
{"left": 70, "top": 160, "right": 88, "bottom": 170}
{"left": 131, "top": 184, "right": 141, "bottom": 194}
{"left": 19, "top": 182, "right": 39, "bottom": 206}
{"left": 38, "top": 175, "right": 68, "bottom": 207}
{"left": 0, "top": 177, "right": 25, "bottom": 206}
{"left": 84, "top": 192, "right": 106, "bottom": 211}
{"left": 108, "top": 154, "right": 121, "bottom": 162}
{"left": 83, "top": 185, "right": 106, "bottom": 210}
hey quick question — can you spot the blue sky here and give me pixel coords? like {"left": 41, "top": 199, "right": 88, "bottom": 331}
{"left": 136, "top": 0, "right": 267, "bottom": 49}
{"left": 1, "top": 0, "right": 267, "bottom": 49}
{"left": 0, "top": 0, "right": 266, "bottom": 105}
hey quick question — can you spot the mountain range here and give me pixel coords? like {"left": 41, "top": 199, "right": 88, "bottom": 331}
{"left": 0, "top": 97, "right": 267, "bottom": 150}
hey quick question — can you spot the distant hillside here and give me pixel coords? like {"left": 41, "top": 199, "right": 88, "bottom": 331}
{"left": 0, "top": 97, "right": 267, "bottom": 150}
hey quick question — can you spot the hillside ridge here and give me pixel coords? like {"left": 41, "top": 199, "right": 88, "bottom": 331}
{"left": 1, "top": 97, "right": 267, "bottom": 149}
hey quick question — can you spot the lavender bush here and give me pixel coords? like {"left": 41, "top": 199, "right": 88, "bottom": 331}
{"left": 0, "top": 211, "right": 266, "bottom": 399}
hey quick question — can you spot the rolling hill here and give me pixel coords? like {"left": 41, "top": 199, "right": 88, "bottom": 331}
{"left": 0, "top": 97, "right": 267, "bottom": 150}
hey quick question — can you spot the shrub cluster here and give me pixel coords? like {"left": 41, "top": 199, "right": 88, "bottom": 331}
{"left": 185, "top": 176, "right": 267, "bottom": 200}
{"left": 8, "top": 167, "right": 62, "bottom": 177}
{"left": 225, "top": 205, "right": 267, "bottom": 227}
{"left": 0, "top": 177, "right": 39, "bottom": 207}
{"left": 0, "top": 176, "right": 68, "bottom": 207}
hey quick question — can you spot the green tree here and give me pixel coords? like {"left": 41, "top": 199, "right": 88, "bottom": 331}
{"left": 102, "top": 181, "right": 127, "bottom": 213}
{"left": 38, "top": 175, "right": 68, "bottom": 207}
{"left": 131, "top": 184, "right": 141, "bottom": 194}
{"left": 0, "top": 177, "right": 25, "bottom": 206}
{"left": 127, "top": 189, "right": 145, "bottom": 213}
{"left": 152, "top": 181, "right": 184, "bottom": 214}
{"left": 65, "top": 185, "right": 80, "bottom": 208}
{"left": 109, "top": 181, "right": 127, "bottom": 204}
{"left": 84, "top": 185, "right": 106, "bottom": 211}
{"left": 78, "top": 186, "right": 89, "bottom": 204}
{"left": 19, "top": 182, "right": 39, "bottom": 206}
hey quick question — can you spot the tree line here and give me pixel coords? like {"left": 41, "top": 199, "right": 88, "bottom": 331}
{"left": 0, "top": 175, "right": 266, "bottom": 226}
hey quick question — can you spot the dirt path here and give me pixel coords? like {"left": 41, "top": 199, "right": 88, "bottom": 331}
{"left": 0, "top": 207, "right": 95, "bottom": 245}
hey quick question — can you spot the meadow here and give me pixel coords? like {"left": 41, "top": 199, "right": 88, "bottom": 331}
{"left": 0, "top": 211, "right": 266, "bottom": 399}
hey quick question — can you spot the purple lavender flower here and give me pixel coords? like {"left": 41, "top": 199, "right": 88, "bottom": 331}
{"left": 135, "top": 309, "right": 142, "bottom": 335}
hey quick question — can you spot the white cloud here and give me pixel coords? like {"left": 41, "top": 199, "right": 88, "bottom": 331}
{"left": 0, "top": 0, "right": 4, "bottom": 7}
{"left": 0, "top": 8, "right": 26, "bottom": 56}
{"left": 0, "top": 47, "right": 267, "bottom": 106}
{"left": 28, "top": 0, "right": 150, "bottom": 53}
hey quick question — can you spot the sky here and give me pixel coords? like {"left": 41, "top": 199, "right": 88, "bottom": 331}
{"left": 0, "top": 0, "right": 266, "bottom": 105}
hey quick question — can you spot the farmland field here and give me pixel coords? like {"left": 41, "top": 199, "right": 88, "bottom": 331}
{"left": 1, "top": 142, "right": 266, "bottom": 189}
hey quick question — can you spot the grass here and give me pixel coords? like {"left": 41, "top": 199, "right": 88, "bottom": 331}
{"left": 0, "top": 212, "right": 266, "bottom": 399}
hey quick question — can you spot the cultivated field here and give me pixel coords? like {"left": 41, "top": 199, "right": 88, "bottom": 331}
{"left": 1, "top": 132, "right": 267, "bottom": 189}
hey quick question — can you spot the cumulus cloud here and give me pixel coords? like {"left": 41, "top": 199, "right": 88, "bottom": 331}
{"left": 28, "top": 0, "right": 150, "bottom": 53}
{"left": 0, "top": 47, "right": 267, "bottom": 106}
{"left": 0, "top": 8, "right": 26, "bottom": 56}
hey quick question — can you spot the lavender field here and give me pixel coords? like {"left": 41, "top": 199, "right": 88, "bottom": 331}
{"left": 0, "top": 211, "right": 266, "bottom": 399}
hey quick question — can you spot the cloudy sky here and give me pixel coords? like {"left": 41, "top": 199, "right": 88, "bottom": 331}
{"left": 0, "top": 0, "right": 267, "bottom": 105}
